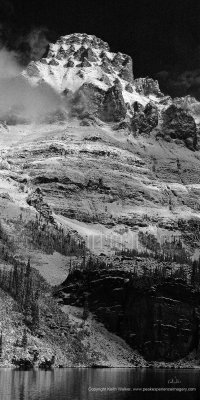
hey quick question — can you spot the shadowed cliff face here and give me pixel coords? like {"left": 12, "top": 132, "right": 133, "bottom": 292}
{"left": 58, "top": 266, "right": 200, "bottom": 362}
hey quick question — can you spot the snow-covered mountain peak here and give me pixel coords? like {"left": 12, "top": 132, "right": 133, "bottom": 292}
{"left": 23, "top": 32, "right": 169, "bottom": 123}
{"left": 49, "top": 33, "right": 111, "bottom": 55}
{"left": 24, "top": 32, "right": 136, "bottom": 95}
{"left": 21, "top": 33, "right": 198, "bottom": 151}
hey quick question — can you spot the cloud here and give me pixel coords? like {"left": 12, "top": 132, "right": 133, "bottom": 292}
{"left": 0, "top": 48, "right": 66, "bottom": 123}
{"left": 0, "top": 48, "right": 21, "bottom": 78}
{"left": 14, "top": 27, "right": 52, "bottom": 65}
{"left": 157, "top": 69, "right": 200, "bottom": 99}
{"left": 26, "top": 28, "right": 50, "bottom": 60}
{"left": 0, "top": 15, "right": 52, "bottom": 66}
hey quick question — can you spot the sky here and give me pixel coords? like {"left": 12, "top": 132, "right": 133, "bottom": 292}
{"left": 1, "top": 0, "right": 200, "bottom": 98}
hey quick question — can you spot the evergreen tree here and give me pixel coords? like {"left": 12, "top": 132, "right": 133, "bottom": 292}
{"left": 31, "top": 301, "right": 40, "bottom": 331}
{"left": 26, "top": 258, "right": 31, "bottom": 279}
{"left": 24, "top": 259, "right": 33, "bottom": 318}
{"left": 12, "top": 264, "right": 19, "bottom": 299}
{"left": 22, "top": 328, "right": 28, "bottom": 349}
{"left": 24, "top": 278, "right": 33, "bottom": 319}
{"left": 82, "top": 300, "right": 89, "bottom": 322}
{"left": 191, "top": 261, "right": 197, "bottom": 285}
{"left": 0, "top": 331, "right": 3, "bottom": 359}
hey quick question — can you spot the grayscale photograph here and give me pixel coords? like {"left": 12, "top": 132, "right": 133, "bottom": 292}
{"left": 0, "top": 0, "right": 199, "bottom": 399}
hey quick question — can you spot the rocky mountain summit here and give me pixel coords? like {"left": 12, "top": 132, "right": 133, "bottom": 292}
{"left": 23, "top": 33, "right": 199, "bottom": 150}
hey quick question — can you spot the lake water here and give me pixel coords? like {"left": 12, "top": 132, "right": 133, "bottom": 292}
{"left": 0, "top": 368, "right": 199, "bottom": 400}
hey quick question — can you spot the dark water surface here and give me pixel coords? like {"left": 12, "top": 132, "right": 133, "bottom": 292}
{"left": 0, "top": 368, "right": 199, "bottom": 400}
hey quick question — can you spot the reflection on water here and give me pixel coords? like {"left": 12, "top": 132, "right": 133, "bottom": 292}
{"left": 0, "top": 368, "right": 199, "bottom": 400}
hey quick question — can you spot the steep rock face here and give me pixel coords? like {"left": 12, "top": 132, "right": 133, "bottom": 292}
{"left": 111, "top": 53, "right": 133, "bottom": 83}
{"left": 131, "top": 102, "right": 159, "bottom": 135}
{"left": 162, "top": 105, "right": 197, "bottom": 149}
{"left": 118, "top": 55, "right": 134, "bottom": 83}
{"left": 68, "top": 83, "right": 105, "bottom": 118}
{"left": 100, "top": 81, "right": 127, "bottom": 122}
{"left": 67, "top": 80, "right": 127, "bottom": 122}
{"left": 58, "top": 268, "right": 200, "bottom": 362}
